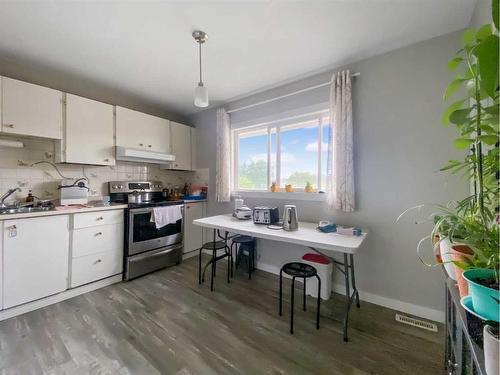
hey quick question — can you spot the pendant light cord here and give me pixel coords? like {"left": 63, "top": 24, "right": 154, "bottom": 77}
{"left": 199, "top": 41, "right": 203, "bottom": 85}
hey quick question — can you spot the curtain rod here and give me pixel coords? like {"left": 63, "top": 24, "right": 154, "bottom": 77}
{"left": 226, "top": 72, "right": 360, "bottom": 114}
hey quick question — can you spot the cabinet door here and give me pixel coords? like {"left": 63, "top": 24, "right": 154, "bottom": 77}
{"left": 3, "top": 215, "right": 69, "bottom": 309}
{"left": 183, "top": 203, "right": 204, "bottom": 253}
{"left": 1, "top": 77, "right": 63, "bottom": 139}
{"left": 64, "top": 94, "right": 115, "bottom": 166}
{"left": 170, "top": 122, "right": 192, "bottom": 170}
{"left": 116, "top": 106, "right": 170, "bottom": 153}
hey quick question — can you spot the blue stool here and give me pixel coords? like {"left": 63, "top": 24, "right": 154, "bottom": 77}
{"left": 231, "top": 235, "right": 256, "bottom": 279}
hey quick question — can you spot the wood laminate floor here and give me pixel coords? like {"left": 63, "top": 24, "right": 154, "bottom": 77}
{"left": 0, "top": 256, "right": 444, "bottom": 375}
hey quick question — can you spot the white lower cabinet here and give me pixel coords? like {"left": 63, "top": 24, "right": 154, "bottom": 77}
{"left": 2, "top": 215, "right": 69, "bottom": 309}
{"left": 70, "top": 210, "right": 124, "bottom": 288}
{"left": 183, "top": 202, "right": 206, "bottom": 254}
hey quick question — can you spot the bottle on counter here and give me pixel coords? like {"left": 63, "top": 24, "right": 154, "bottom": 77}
{"left": 26, "top": 190, "right": 34, "bottom": 203}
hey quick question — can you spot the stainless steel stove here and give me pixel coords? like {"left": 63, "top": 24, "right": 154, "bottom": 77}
{"left": 109, "top": 180, "right": 183, "bottom": 280}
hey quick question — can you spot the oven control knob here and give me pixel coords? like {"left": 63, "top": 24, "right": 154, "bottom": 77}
{"left": 118, "top": 185, "right": 124, "bottom": 189}
{"left": 112, "top": 185, "right": 118, "bottom": 189}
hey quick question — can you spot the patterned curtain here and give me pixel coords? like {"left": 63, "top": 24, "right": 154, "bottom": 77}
{"left": 216, "top": 108, "right": 232, "bottom": 202}
{"left": 326, "top": 70, "right": 355, "bottom": 211}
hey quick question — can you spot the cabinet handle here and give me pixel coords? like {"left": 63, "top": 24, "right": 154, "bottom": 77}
{"left": 103, "top": 158, "right": 109, "bottom": 162}
{"left": 3, "top": 124, "right": 14, "bottom": 128}
{"left": 95, "top": 232, "right": 103, "bottom": 236}
{"left": 96, "top": 216, "right": 104, "bottom": 221}
{"left": 139, "top": 143, "right": 144, "bottom": 147}
{"left": 148, "top": 145, "right": 152, "bottom": 148}
{"left": 94, "top": 259, "right": 102, "bottom": 264}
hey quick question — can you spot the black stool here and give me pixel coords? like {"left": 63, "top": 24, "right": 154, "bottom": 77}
{"left": 279, "top": 262, "right": 321, "bottom": 334}
{"left": 198, "top": 230, "right": 232, "bottom": 291}
{"left": 231, "top": 235, "right": 256, "bottom": 279}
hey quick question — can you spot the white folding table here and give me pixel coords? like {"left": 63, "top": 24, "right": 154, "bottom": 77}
{"left": 193, "top": 214, "right": 368, "bottom": 341}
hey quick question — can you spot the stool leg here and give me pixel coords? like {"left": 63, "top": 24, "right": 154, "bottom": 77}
{"left": 248, "top": 249, "right": 252, "bottom": 280}
{"left": 230, "top": 243, "right": 234, "bottom": 278}
{"left": 235, "top": 244, "right": 239, "bottom": 269}
{"left": 198, "top": 247, "right": 202, "bottom": 285}
{"left": 226, "top": 247, "right": 230, "bottom": 284}
{"left": 279, "top": 268, "right": 283, "bottom": 316}
{"left": 316, "top": 274, "right": 321, "bottom": 330}
{"left": 290, "top": 276, "right": 295, "bottom": 334}
{"left": 303, "top": 277, "right": 306, "bottom": 311}
{"left": 210, "top": 249, "right": 215, "bottom": 292}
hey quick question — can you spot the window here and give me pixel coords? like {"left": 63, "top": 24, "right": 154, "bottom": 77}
{"left": 233, "top": 110, "right": 330, "bottom": 192}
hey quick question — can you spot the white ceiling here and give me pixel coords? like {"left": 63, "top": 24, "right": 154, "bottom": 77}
{"left": 0, "top": 0, "right": 476, "bottom": 116}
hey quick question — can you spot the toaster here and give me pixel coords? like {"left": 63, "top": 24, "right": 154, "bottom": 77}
{"left": 253, "top": 206, "right": 279, "bottom": 225}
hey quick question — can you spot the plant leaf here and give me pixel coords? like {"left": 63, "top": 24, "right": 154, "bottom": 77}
{"left": 463, "top": 29, "right": 476, "bottom": 47}
{"left": 448, "top": 56, "right": 463, "bottom": 70}
{"left": 476, "top": 24, "right": 493, "bottom": 41}
{"left": 454, "top": 138, "right": 474, "bottom": 149}
{"left": 449, "top": 108, "right": 471, "bottom": 125}
{"left": 478, "top": 135, "right": 499, "bottom": 145}
{"left": 442, "top": 99, "right": 466, "bottom": 126}
{"left": 473, "top": 35, "right": 500, "bottom": 98}
{"left": 444, "top": 78, "right": 466, "bottom": 100}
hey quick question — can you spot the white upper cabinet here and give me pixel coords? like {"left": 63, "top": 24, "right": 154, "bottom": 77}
{"left": 1, "top": 77, "right": 63, "bottom": 139}
{"left": 170, "top": 121, "right": 193, "bottom": 170}
{"left": 116, "top": 106, "right": 170, "bottom": 154}
{"left": 57, "top": 94, "right": 115, "bottom": 166}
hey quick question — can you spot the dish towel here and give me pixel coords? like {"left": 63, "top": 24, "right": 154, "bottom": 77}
{"left": 150, "top": 205, "right": 183, "bottom": 229}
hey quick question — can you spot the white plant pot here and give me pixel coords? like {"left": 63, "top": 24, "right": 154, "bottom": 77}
{"left": 439, "top": 237, "right": 457, "bottom": 281}
{"left": 484, "top": 325, "right": 499, "bottom": 375}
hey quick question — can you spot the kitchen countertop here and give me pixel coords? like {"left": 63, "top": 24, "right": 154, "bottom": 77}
{"left": 183, "top": 199, "right": 207, "bottom": 203}
{"left": 0, "top": 203, "right": 128, "bottom": 221}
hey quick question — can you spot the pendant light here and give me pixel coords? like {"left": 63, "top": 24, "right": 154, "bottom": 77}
{"left": 193, "top": 30, "right": 209, "bottom": 108}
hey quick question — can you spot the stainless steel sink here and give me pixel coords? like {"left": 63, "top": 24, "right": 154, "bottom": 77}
{"left": 0, "top": 206, "right": 54, "bottom": 215}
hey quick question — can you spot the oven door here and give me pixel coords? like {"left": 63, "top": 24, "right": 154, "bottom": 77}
{"left": 128, "top": 206, "right": 183, "bottom": 256}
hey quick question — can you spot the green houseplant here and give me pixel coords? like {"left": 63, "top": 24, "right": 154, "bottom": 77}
{"left": 436, "top": 0, "right": 499, "bottom": 317}
{"left": 399, "top": 0, "right": 499, "bottom": 314}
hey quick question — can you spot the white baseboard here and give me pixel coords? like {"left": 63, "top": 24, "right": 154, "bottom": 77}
{"left": 0, "top": 274, "right": 122, "bottom": 322}
{"left": 256, "top": 261, "right": 444, "bottom": 323}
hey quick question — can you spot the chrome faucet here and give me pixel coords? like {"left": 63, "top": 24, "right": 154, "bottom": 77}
{"left": 0, "top": 188, "right": 21, "bottom": 208}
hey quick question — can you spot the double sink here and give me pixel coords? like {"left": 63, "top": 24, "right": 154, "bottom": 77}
{"left": 0, "top": 206, "right": 55, "bottom": 215}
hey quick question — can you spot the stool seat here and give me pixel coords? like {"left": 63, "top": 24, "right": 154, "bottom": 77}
{"left": 232, "top": 235, "right": 255, "bottom": 244}
{"left": 281, "top": 262, "right": 317, "bottom": 278}
{"left": 201, "top": 241, "right": 227, "bottom": 250}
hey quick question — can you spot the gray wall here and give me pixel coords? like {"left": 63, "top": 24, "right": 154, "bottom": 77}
{"left": 469, "top": 0, "right": 493, "bottom": 28}
{"left": 189, "top": 31, "right": 469, "bottom": 321}
{"left": 0, "top": 56, "right": 188, "bottom": 124}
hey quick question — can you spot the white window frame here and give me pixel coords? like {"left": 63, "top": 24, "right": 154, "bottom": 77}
{"left": 232, "top": 109, "right": 329, "bottom": 196}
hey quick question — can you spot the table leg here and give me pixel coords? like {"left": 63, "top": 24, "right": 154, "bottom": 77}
{"left": 350, "top": 254, "right": 360, "bottom": 308}
{"left": 342, "top": 253, "right": 351, "bottom": 342}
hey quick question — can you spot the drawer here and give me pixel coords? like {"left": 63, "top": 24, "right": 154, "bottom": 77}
{"left": 72, "top": 223, "right": 124, "bottom": 258}
{"left": 73, "top": 209, "right": 124, "bottom": 229}
{"left": 70, "top": 248, "right": 123, "bottom": 288}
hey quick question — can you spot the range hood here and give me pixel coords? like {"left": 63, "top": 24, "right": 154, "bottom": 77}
{"left": 115, "top": 146, "right": 175, "bottom": 164}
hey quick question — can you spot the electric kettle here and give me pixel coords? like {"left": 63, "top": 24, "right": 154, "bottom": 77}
{"left": 283, "top": 204, "right": 299, "bottom": 231}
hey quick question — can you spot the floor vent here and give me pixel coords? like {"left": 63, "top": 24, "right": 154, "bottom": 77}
{"left": 395, "top": 314, "right": 438, "bottom": 332}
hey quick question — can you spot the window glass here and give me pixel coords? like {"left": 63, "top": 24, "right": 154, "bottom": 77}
{"left": 237, "top": 129, "right": 268, "bottom": 189}
{"left": 281, "top": 120, "right": 319, "bottom": 190}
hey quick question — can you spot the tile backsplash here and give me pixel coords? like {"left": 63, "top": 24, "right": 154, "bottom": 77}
{"left": 0, "top": 137, "right": 208, "bottom": 204}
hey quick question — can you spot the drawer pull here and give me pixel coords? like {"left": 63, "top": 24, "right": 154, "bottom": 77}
{"left": 4, "top": 124, "right": 14, "bottom": 128}
{"left": 148, "top": 145, "right": 152, "bottom": 148}
{"left": 94, "top": 259, "right": 102, "bottom": 264}
{"left": 96, "top": 216, "right": 104, "bottom": 221}
{"left": 103, "top": 158, "right": 110, "bottom": 162}
{"left": 95, "top": 232, "right": 103, "bottom": 236}
{"left": 139, "top": 143, "right": 144, "bottom": 147}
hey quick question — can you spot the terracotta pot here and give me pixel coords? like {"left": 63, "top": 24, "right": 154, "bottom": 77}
{"left": 450, "top": 244, "right": 474, "bottom": 297}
